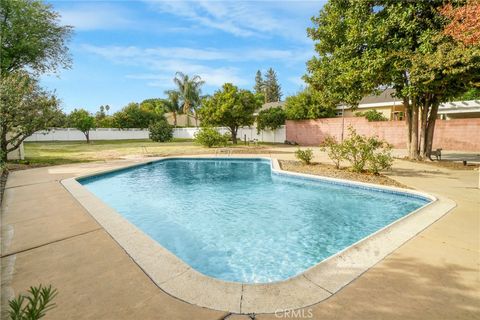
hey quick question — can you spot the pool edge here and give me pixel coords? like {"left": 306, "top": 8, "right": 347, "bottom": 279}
{"left": 60, "top": 156, "right": 456, "bottom": 314}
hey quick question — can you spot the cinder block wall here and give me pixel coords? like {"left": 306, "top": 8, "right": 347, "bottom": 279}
{"left": 286, "top": 118, "right": 480, "bottom": 151}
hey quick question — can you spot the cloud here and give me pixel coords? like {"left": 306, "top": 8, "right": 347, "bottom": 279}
{"left": 58, "top": 3, "right": 134, "bottom": 31}
{"left": 144, "top": 0, "right": 316, "bottom": 40}
{"left": 288, "top": 76, "right": 306, "bottom": 87}
{"left": 82, "top": 43, "right": 314, "bottom": 88}
{"left": 81, "top": 44, "right": 310, "bottom": 63}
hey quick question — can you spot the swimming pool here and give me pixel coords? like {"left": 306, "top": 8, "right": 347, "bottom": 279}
{"left": 79, "top": 158, "right": 430, "bottom": 284}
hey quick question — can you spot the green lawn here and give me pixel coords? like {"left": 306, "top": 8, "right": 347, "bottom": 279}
{"left": 21, "top": 139, "right": 289, "bottom": 166}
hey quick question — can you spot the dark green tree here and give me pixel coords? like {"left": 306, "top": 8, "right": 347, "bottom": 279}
{"left": 256, "top": 107, "right": 286, "bottom": 133}
{"left": 68, "top": 109, "right": 95, "bottom": 143}
{"left": 198, "top": 83, "right": 261, "bottom": 144}
{"left": 284, "top": 88, "right": 336, "bottom": 120}
{"left": 95, "top": 105, "right": 114, "bottom": 128}
{"left": 112, "top": 103, "right": 164, "bottom": 129}
{"left": 254, "top": 70, "right": 264, "bottom": 95}
{"left": 164, "top": 90, "right": 182, "bottom": 127}
{"left": 149, "top": 119, "right": 173, "bottom": 142}
{"left": 173, "top": 72, "right": 204, "bottom": 126}
{"left": 0, "top": 0, "right": 73, "bottom": 75}
{"left": 0, "top": 72, "right": 61, "bottom": 161}
{"left": 264, "top": 68, "right": 282, "bottom": 102}
{"left": 305, "top": 0, "right": 480, "bottom": 159}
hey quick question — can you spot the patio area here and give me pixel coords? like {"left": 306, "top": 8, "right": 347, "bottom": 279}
{"left": 1, "top": 154, "right": 479, "bottom": 319}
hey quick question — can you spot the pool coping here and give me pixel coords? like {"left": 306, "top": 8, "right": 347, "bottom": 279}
{"left": 61, "top": 156, "right": 456, "bottom": 314}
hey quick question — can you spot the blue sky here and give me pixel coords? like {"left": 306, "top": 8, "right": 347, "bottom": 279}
{"left": 43, "top": 0, "right": 326, "bottom": 113}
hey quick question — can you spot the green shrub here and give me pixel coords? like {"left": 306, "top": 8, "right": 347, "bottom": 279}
{"left": 8, "top": 284, "right": 58, "bottom": 320}
{"left": 341, "top": 127, "right": 393, "bottom": 174}
{"left": 355, "top": 110, "right": 388, "bottom": 122}
{"left": 256, "top": 107, "right": 286, "bottom": 133}
{"left": 149, "top": 119, "right": 173, "bottom": 142}
{"left": 194, "top": 127, "right": 228, "bottom": 147}
{"left": 320, "top": 136, "right": 345, "bottom": 169}
{"left": 367, "top": 142, "right": 393, "bottom": 174}
{"left": 295, "top": 148, "right": 314, "bottom": 165}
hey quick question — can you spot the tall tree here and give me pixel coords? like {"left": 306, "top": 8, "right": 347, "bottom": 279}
{"left": 164, "top": 90, "right": 181, "bottom": 127}
{"left": 0, "top": 0, "right": 73, "bottom": 75}
{"left": 198, "top": 83, "right": 260, "bottom": 144}
{"left": 0, "top": 72, "right": 61, "bottom": 161}
{"left": 112, "top": 102, "right": 164, "bottom": 129}
{"left": 68, "top": 109, "right": 95, "bottom": 143}
{"left": 0, "top": 0, "right": 72, "bottom": 160}
{"left": 254, "top": 70, "right": 264, "bottom": 95}
{"left": 305, "top": 0, "right": 480, "bottom": 160}
{"left": 264, "top": 68, "right": 282, "bottom": 102}
{"left": 284, "top": 88, "right": 337, "bottom": 120}
{"left": 173, "top": 72, "right": 205, "bottom": 126}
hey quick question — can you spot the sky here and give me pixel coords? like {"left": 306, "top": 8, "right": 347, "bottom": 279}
{"left": 42, "top": 0, "right": 326, "bottom": 113}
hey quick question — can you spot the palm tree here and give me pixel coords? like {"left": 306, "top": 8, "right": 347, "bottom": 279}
{"left": 164, "top": 90, "right": 181, "bottom": 127}
{"left": 173, "top": 72, "right": 205, "bottom": 127}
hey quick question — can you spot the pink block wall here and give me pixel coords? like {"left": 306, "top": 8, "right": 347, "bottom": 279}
{"left": 286, "top": 118, "right": 480, "bottom": 152}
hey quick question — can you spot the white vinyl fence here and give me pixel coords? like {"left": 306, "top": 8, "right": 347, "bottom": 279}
{"left": 173, "top": 126, "right": 286, "bottom": 143}
{"left": 25, "top": 128, "right": 150, "bottom": 142}
{"left": 25, "top": 126, "right": 286, "bottom": 143}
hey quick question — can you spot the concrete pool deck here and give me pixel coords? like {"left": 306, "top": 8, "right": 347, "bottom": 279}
{"left": 1, "top": 155, "right": 479, "bottom": 319}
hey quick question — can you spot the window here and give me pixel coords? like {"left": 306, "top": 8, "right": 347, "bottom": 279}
{"left": 392, "top": 111, "right": 404, "bottom": 121}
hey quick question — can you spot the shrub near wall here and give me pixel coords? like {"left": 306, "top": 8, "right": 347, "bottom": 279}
{"left": 194, "top": 127, "right": 228, "bottom": 147}
{"left": 321, "top": 127, "right": 393, "bottom": 174}
{"left": 149, "top": 119, "right": 173, "bottom": 142}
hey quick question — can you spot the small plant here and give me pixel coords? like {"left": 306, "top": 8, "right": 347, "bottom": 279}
{"left": 149, "top": 119, "right": 173, "bottom": 142}
{"left": 320, "top": 136, "right": 344, "bottom": 169}
{"left": 341, "top": 127, "right": 393, "bottom": 174}
{"left": 8, "top": 284, "right": 58, "bottom": 320}
{"left": 356, "top": 109, "right": 388, "bottom": 122}
{"left": 295, "top": 148, "right": 314, "bottom": 165}
{"left": 341, "top": 128, "right": 372, "bottom": 172}
{"left": 367, "top": 142, "right": 394, "bottom": 174}
{"left": 194, "top": 127, "right": 228, "bottom": 148}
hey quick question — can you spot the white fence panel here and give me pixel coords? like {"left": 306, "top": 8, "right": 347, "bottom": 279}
{"left": 25, "top": 126, "right": 286, "bottom": 143}
{"left": 25, "top": 128, "right": 150, "bottom": 142}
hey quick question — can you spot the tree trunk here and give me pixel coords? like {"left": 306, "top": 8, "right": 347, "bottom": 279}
{"left": 231, "top": 127, "right": 238, "bottom": 144}
{"left": 418, "top": 95, "right": 429, "bottom": 159}
{"left": 173, "top": 112, "right": 177, "bottom": 127}
{"left": 85, "top": 131, "right": 90, "bottom": 143}
{"left": 424, "top": 102, "right": 439, "bottom": 159}
{"left": 408, "top": 99, "right": 420, "bottom": 160}
{"left": 404, "top": 97, "right": 412, "bottom": 155}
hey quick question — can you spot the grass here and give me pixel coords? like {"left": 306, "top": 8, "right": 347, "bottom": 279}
{"left": 18, "top": 139, "right": 289, "bottom": 167}
{"left": 22, "top": 139, "right": 202, "bottom": 165}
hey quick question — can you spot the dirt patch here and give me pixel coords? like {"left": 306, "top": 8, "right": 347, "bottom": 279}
{"left": 280, "top": 160, "right": 409, "bottom": 189}
{"left": 399, "top": 158, "right": 479, "bottom": 171}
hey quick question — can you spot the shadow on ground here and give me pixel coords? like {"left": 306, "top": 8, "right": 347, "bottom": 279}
{"left": 257, "top": 255, "right": 479, "bottom": 319}
{"left": 387, "top": 167, "right": 450, "bottom": 178}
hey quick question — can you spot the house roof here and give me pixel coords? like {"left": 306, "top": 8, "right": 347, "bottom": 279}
{"left": 337, "top": 88, "right": 402, "bottom": 109}
{"left": 258, "top": 101, "right": 286, "bottom": 113}
{"left": 359, "top": 88, "right": 397, "bottom": 104}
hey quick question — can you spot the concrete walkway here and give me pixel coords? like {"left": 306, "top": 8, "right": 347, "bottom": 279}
{"left": 1, "top": 157, "right": 479, "bottom": 319}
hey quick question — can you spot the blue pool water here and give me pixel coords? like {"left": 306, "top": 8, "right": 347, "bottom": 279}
{"left": 80, "top": 158, "right": 429, "bottom": 283}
